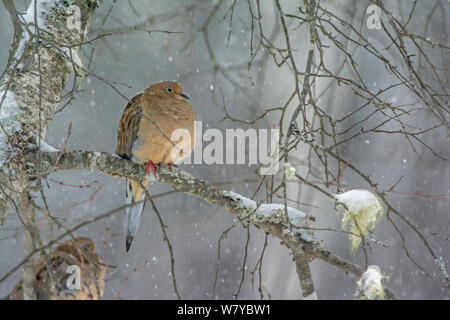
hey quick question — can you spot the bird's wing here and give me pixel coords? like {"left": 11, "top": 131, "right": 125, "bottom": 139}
{"left": 116, "top": 93, "right": 143, "bottom": 159}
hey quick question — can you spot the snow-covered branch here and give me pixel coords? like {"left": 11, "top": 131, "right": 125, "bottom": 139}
{"left": 23, "top": 149, "right": 316, "bottom": 245}
{"left": 20, "top": 148, "right": 324, "bottom": 297}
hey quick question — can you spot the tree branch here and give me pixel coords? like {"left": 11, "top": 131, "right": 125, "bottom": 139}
{"left": 24, "top": 149, "right": 316, "bottom": 247}
{"left": 19, "top": 148, "right": 396, "bottom": 299}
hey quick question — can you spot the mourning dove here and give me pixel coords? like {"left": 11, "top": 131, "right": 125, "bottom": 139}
{"left": 9, "top": 237, "right": 105, "bottom": 300}
{"left": 116, "top": 81, "right": 195, "bottom": 251}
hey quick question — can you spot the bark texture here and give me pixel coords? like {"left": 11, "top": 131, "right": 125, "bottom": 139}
{"left": 0, "top": 0, "right": 99, "bottom": 221}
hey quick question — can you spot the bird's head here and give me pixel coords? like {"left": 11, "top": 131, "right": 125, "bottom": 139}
{"left": 145, "top": 81, "right": 190, "bottom": 100}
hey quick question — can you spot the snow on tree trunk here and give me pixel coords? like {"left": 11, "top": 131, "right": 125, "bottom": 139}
{"left": 0, "top": 0, "right": 100, "bottom": 220}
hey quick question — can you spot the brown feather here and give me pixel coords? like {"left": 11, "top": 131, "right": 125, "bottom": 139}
{"left": 116, "top": 93, "right": 143, "bottom": 159}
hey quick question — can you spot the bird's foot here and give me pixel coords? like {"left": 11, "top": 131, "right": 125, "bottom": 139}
{"left": 146, "top": 161, "right": 159, "bottom": 177}
{"left": 167, "top": 163, "right": 178, "bottom": 170}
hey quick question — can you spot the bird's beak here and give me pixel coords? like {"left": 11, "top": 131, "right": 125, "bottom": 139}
{"left": 176, "top": 93, "right": 190, "bottom": 100}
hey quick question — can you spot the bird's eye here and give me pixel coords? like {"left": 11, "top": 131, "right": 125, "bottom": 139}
{"left": 167, "top": 88, "right": 173, "bottom": 93}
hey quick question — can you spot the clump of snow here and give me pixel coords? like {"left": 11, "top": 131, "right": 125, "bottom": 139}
{"left": 222, "top": 191, "right": 314, "bottom": 242}
{"left": 222, "top": 191, "right": 257, "bottom": 211}
{"left": 356, "top": 265, "right": 385, "bottom": 300}
{"left": 284, "top": 162, "right": 296, "bottom": 179}
{"left": 258, "top": 203, "right": 314, "bottom": 242}
{"left": 333, "top": 189, "right": 383, "bottom": 251}
{"left": 36, "top": 141, "right": 59, "bottom": 152}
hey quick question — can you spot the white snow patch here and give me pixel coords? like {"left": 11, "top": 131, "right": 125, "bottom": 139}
{"left": 37, "top": 141, "right": 59, "bottom": 152}
{"left": 0, "top": 89, "right": 21, "bottom": 169}
{"left": 0, "top": 89, "right": 21, "bottom": 131}
{"left": 259, "top": 203, "right": 314, "bottom": 242}
{"left": 222, "top": 191, "right": 314, "bottom": 242}
{"left": 20, "top": 0, "right": 61, "bottom": 33}
{"left": 284, "top": 162, "right": 296, "bottom": 179}
{"left": 334, "top": 189, "right": 380, "bottom": 210}
{"left": 15, "top": 0, "right": 60, "bottom": 67}
{"left": 356, "top": 265, "right": 385, "bottom": 299}
{"left": 20, "top": 0, "right": 56, "bottom": 27}
{"left": 222, "top": 190, "right": 257, "bottom": 210}
{"left": 333, "top": 189, "right": 383, "bottom": 250}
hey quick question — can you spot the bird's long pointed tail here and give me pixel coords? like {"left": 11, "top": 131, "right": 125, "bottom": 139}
{"left": 125, "top": 179, "right": 147, "bottom": 251}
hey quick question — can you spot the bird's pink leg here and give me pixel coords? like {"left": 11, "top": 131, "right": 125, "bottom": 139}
{"left": 167, "top": 163, "right": 178, "bottom": 170}
{"left": 146, "top": 161, "right": 159, "bottom": 177}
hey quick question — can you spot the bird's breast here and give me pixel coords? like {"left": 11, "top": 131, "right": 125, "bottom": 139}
{"left": 132, "top": 99, "right": 195, "bottom": 164}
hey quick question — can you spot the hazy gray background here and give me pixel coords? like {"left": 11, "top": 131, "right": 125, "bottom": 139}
{"left": 0, "top": 0, "right": 448, "bottom": 299}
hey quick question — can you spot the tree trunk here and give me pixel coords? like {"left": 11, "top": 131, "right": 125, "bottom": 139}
{"left": 0, "top": 0, "right": 99, "bottom": 221}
